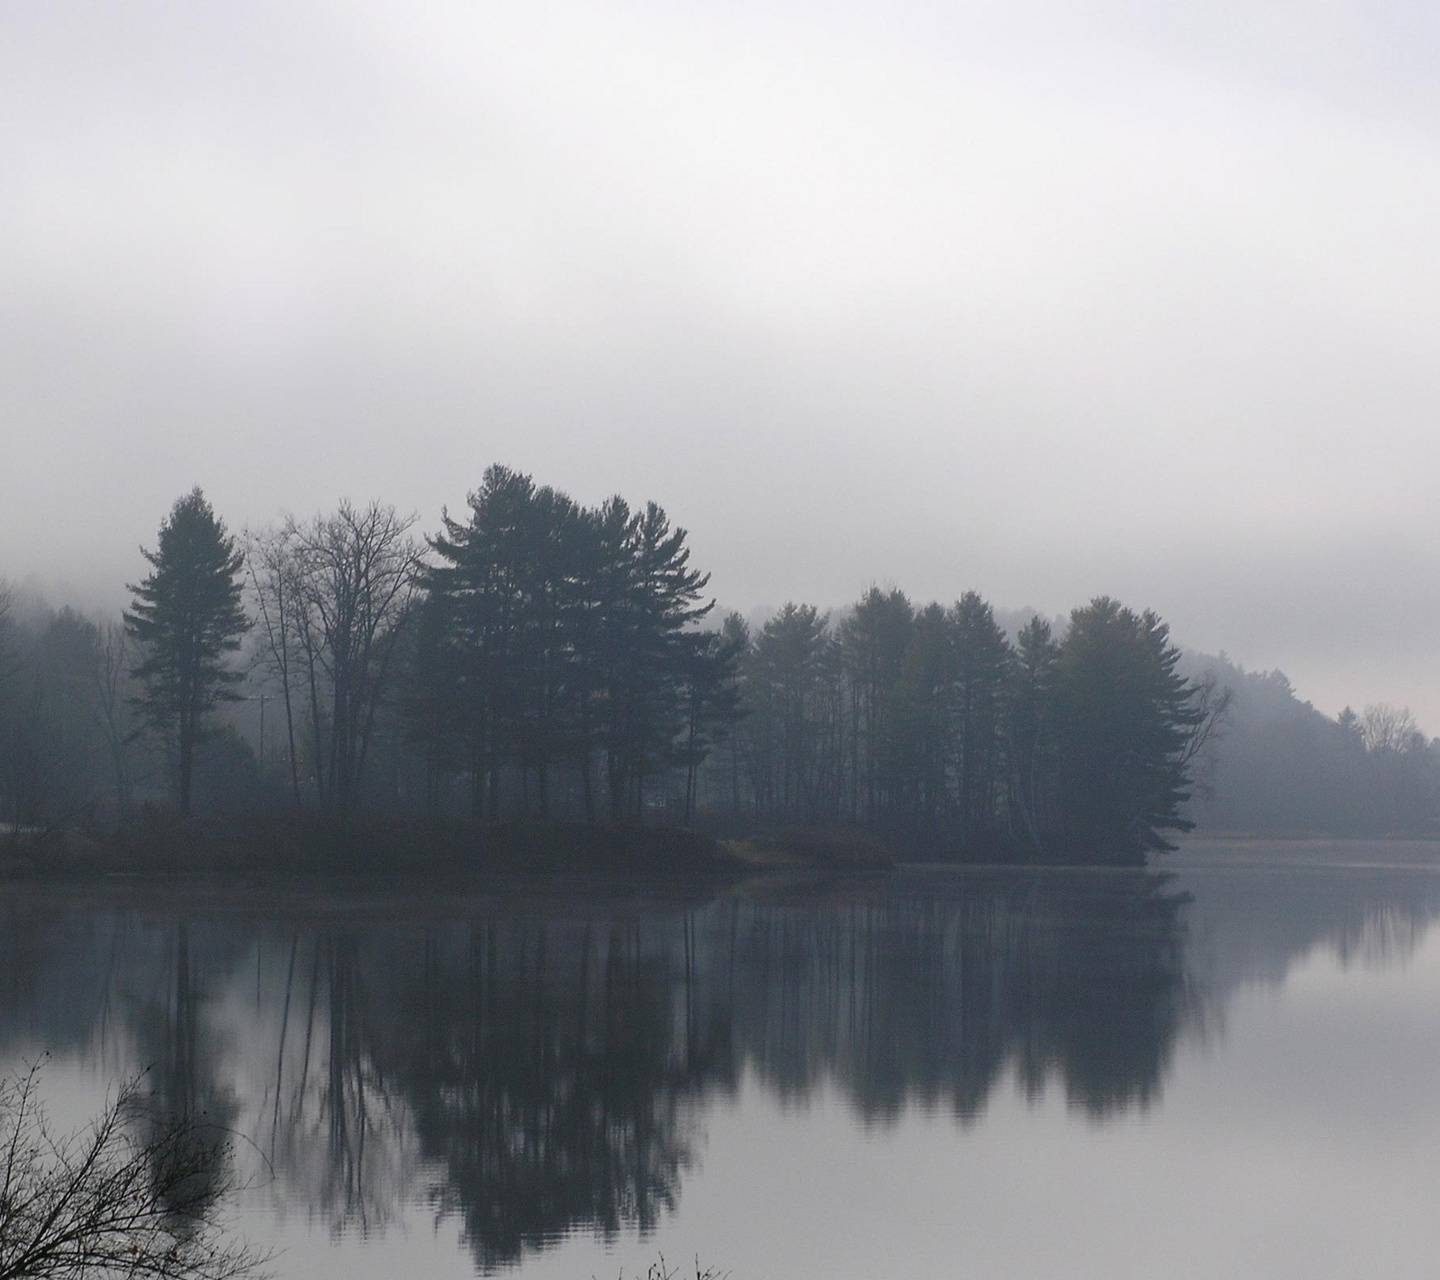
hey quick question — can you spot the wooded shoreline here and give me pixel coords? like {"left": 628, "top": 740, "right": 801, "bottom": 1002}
{"left": 0, "top": 808, "right": 1185, "bottom": 883}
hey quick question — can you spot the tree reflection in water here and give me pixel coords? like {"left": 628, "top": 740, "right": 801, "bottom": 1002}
{"left": 2, "top": 864, "right": 1439, "bottom": 1273}
{"left": 127, "top": 921, "right": 242, "bottom": 1218}
{"left": 715, "top": 872, "right": 1191, "bottom": 1121}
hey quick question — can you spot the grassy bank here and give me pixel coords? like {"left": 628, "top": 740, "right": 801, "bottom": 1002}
{"left": 0, "top": 811, "right": 748, "bottom": 881}
{"left": 722, "top": 825, "right": 898, "bottom": 871}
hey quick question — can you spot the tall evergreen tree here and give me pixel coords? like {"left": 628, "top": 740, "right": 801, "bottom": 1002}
{"left": 1007, "top": 615, "right": 1060, "bottom": 852}
{"left": 838, "top": 588, "right": 914, "bottom": 823}
{"left": 1049, "top": 597, "right": 1203, "bottom": 862}
{"left": 125, "top": 488, "right": 247, "bottom": 813}
{"left": 675, "top": 627, "right": 745, "bottom": 823}
{"left": 746, "top": 603, "right": 831, "bottom": 818}
{"left": 948, "top": 591, "right": 1012, "bottom": 847}
{"left": 425, "top": 465, "right": 536, "bottom": 817}
{"left": 421, "top": 468, "right": 726, "bottom": 827}
{"left": 897, "top": 602, "right": 953, "bottom": 826}
{"left": 406, "top": 584, "right": 462, "bottom": 814}
{"left": 1335, "top": 705, "right": 1364, "bottom": 754}
{"left": 602, "top": 501, "right": 714, "bottom": 820}
{"left": 716, "top": 612, "right": 753, "bottom": 814}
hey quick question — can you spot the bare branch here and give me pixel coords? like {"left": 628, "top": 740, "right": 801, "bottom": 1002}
{"left": 0, "top": 1066, "right": 268, "bottom": 1280}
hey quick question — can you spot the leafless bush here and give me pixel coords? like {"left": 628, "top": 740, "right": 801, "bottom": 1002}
{"left": 601, "top": 1256, "right": 727, "bottom": 1280}
{"left": 0, "top": 1065, "right": 267, "bottom": 1280}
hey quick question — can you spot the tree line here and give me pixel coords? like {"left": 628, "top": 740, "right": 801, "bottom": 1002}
{"left": 1, "top": 467, "right": 1435, "bottom": 860}
{"left": 710, "top": 589, "right": 1225, "bottom": 860}
{"left": 1182, "top": 655, "right": 1440, "bottom": 836}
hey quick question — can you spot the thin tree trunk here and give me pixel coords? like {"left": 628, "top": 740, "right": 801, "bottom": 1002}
{"left": 178, "top": 702, "right": 194, "bottom": 815}
{"left": 581, "top": 752, "right": 595, "bottom": 823}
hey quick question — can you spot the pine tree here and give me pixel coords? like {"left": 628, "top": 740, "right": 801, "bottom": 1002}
{"left": 897, "top": 602, "right": 953, "bottom": 827}
{"left": 717, "top": 612, "right": 752, "bottom": 814}
{"left": 1008, "top": 615, "right": 1060, "bottom": 852}
{"left": 425, "top": 465, "right": 536, "bottom": 817}
{"left": 125, "top": 489, "right": 248, "bottom": 814}
{"left": 422, "top": 469, "right": 726, "bottom": 827}
{"left": 747, "top": 603, "right": 831, "bottom": 818}
{"left": 838, "top": 587, "right": 914, "bottom": 824}
{"left": 948, "top": 591, "right": 1013, "bottom": 848}
{"left": 604, "top": 501, "right": 714, "bottom": 820}
{"left": 675, "top": 627, "right": 744, "bottom": 823}
{"left": 1050, "top": 597, "right": 1202, "bottom": 862}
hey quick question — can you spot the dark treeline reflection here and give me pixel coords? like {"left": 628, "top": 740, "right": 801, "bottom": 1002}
{"left": 3, "top": 870, "right": 1440, "bottom": 1271}
{"left": 714, "top": 875, "right": 1191, "bottom": 1119}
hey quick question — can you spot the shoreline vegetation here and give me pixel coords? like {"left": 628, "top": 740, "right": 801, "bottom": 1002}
{"left": 29, "top": 812, "right": 1400, "bottom": 885}
{"left": 10, "top": 819, "right": 1438, "bottom": 887}
{"left": 0, "top": 812, "right": 910, "bottom": 882}
{"left": 1, "top": 808, "right": 1132, "bottom": 882}
{"left": 1, "top": 813, "right": 744, "bottom": 881}
{"left": 11, "top": 467, "right": 1439, "bottom": 874}
{"left": 2, "top": 469, "right": 1231, "bottom": 874}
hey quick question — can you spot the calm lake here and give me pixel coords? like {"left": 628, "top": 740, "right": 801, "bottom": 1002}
{"left": 6, "top": 839, "right": 1440, "bottom": 1279}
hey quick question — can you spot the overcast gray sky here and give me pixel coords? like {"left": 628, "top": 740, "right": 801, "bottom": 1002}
{"left": 3, "top": 0, "right": 1438, "bottom": 723}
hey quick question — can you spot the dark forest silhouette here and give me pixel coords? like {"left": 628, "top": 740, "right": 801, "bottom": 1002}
{"left": 2, "top": 466, "right": 1438, "bottom": 863}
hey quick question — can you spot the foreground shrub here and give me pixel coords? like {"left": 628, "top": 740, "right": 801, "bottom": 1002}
{"left": 0, "top": 1064, "right": 266, "bottom": 1280}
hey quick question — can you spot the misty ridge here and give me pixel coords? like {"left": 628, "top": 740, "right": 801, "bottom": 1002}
{"left": 0, "top": 464, "right": 1435, "bottom": 872}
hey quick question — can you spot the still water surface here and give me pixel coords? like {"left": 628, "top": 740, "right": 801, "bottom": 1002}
{"left": 5, "top": 840, "right": 1440, "bottom": 1279}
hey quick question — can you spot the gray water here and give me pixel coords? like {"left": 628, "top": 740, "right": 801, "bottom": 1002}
{"left": 5, "top": 839, "right": 1440, "bottom": 1279}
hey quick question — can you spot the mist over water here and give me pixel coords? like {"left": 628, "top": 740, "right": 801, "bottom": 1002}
{"left": 6, "top": 841, "right": 1440, "bottom": 1279}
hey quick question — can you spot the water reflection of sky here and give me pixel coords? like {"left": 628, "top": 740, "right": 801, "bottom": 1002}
{"left": 4, "top": 842, "right": 1440, "bottom": 1280}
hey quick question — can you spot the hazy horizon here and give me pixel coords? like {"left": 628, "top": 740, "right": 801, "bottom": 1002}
{"left": 6, "top": 0, "right": 1439, "bottom": 724}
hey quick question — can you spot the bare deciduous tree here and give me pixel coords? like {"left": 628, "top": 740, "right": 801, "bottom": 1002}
{"left": 285, "top": 502, "right": 424, "bottom": 817}
{"left": 92, "top": 620, "right": 134, "bottom": 814}
{"left": 244, "top": 527, "right": 304, "bottom": 806}
{"left": 1361, "top": 703, "right": 1422, "bottom": 755}
{"left": 1178, "top": 668, "right": 1234, "bottom": 799}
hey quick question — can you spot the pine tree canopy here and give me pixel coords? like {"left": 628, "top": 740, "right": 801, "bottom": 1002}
{"left": 124, "top": 487, "right": 248, "bottom": 810}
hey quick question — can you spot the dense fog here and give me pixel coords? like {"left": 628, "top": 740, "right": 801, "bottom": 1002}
{"left": 8, "top": 0, "right": 1440, "bottom": 729}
